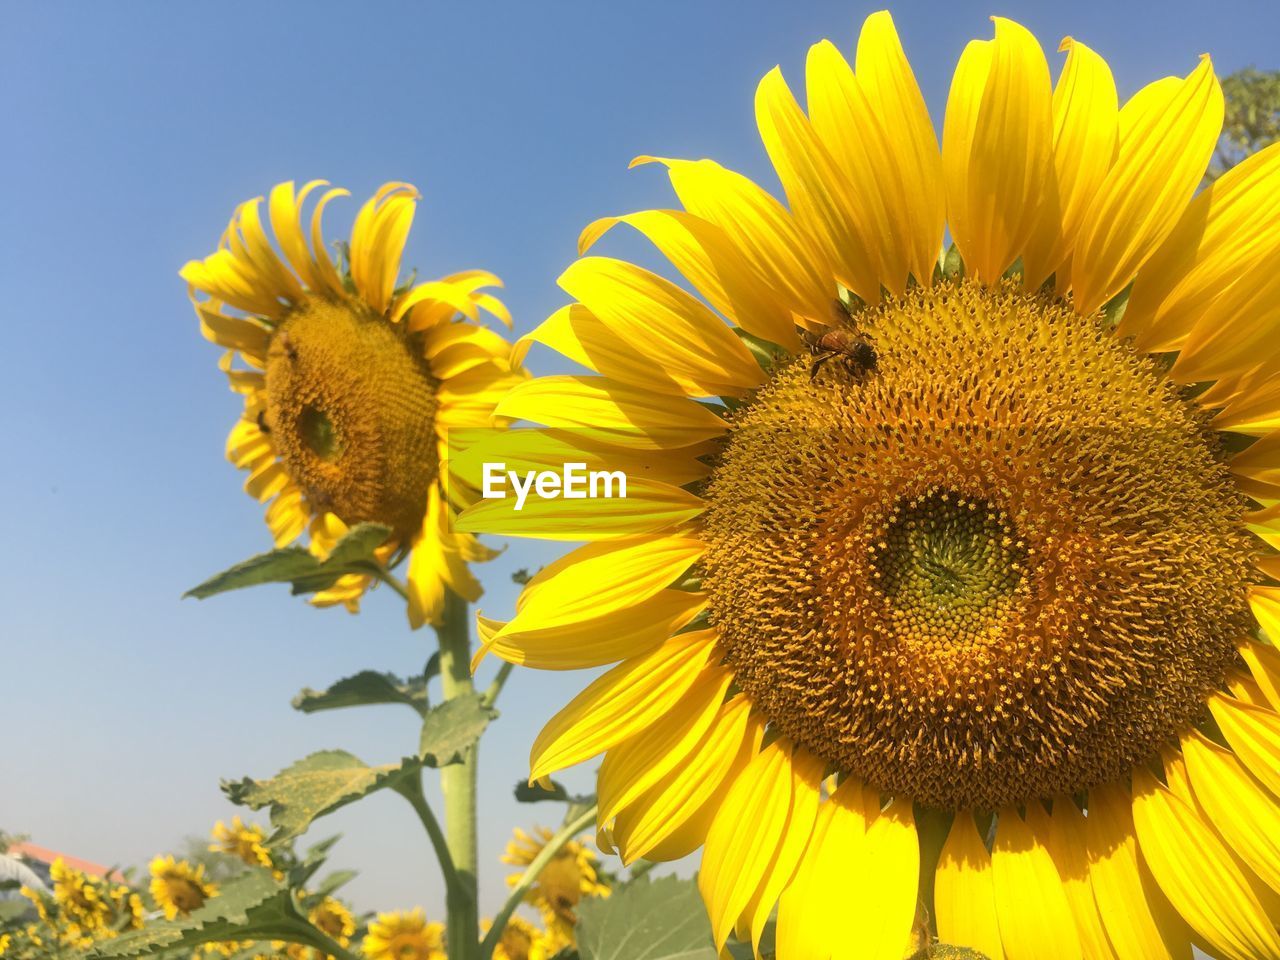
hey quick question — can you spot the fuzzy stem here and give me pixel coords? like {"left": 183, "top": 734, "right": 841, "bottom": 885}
{"left": 436, "top": 588, "right": 480, "bottom": 960}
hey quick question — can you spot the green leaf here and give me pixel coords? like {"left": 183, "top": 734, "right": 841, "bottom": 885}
{"left": 576, "top": 875, "right": 717, "bottom": 960}
{"left": 514, "top": 779, "right": 595, "bottom": 806}
{"left": 186, "top": 523, "right": 391, "bottom": 600}
{"left": 90, "top": 871, "right": 302, "bottom": 958}
{"left": 417, "top": 693, "right": 494, "bottom": 766}
{"left": 223, "top": 751, "right": 420, "bottom": 845}
{"left": 293, "top": 671, "right": 428, "bottom": 717}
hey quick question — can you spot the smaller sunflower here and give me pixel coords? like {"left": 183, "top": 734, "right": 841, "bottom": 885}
{"left": 309, "top": 896, "right": 356, "bottom": 947}
{"left": 183, "top": 180, "right": 524, "bottom": 628}
{"left": 148, "top": 856, "right": 216, "bottom": 920}
{"left": 483, "top": 915, "right": 552, "bottom": 960}
{"left": 209, "top": 817, "right": 273, "bottom": 870}
{"left": 361, "top": 909, "right": 445, "bottom": 960}
{"left": 502, "top": 827, "right": 609, "bottom": 940}
{"left": 49, "top": 858, "right": 110, "bottom": 933}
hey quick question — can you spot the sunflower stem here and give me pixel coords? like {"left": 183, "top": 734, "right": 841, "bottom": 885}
{"left": 435, "top": 588, "right": 480, "bottom": 960}
{"left": 480, "top": 661, "right": 514, "bottom": 708}
{"left": 479, "top": 805, "right": 599, "bottom": 960}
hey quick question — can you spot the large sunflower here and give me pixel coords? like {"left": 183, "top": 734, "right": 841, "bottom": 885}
{"left": 182, "top": 181, "right": 524, "bottom": 627}
{"left": 460, "top": 12, "right": 1280, "bottom": 960}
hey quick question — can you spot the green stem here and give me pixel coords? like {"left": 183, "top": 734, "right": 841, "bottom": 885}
{"left": 395, "top": 776, "right": 462, "bottom": 897}
{"left": 481, "top": 661, "right": 514, "bottom": 708}
{"left": 436, "top": 588, "right": 479, "bottom": 960}
{"left": 478, "top": 805, "right": 598, "bottom": 960}
{"left": 369, "top": 565, "right": 410, "bottom": 602}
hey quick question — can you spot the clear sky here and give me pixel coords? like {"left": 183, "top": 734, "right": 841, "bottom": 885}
{"left": 4, "top": 0, "right": 1279, "bottom": 920}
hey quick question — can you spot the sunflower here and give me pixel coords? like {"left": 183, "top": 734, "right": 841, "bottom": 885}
{"left": 482, "top": 915, "right": 553, "bottom": 960}
{"left": 182, "top": 180, "right": 524, "bottom": 627}
{"left": 48, "top": 858, "right": 110, "bottom": 933}
{"left": 502, "top": 826, "right": 609, "bottom": 939}
{"left": 310, "top": 896, "right": 357, "bottom": 947}
{"left": 149, "top": 856, "right": 216, "bottom": 920}
{"left": 461, "top": 11, "right": 1280, "bottom": 960}
{"left": 361, "top": 909, "right": 445, "bottom": 960}
{"left": 209, "top": 816, "right": 273, "bottom": 870}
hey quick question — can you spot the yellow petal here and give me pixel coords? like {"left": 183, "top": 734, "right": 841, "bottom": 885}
{"left": 1045, "top": 800, "right": 1117, "bottom": 960}
{"left": 557, "top": 257, "right": 766, "bottom": 397}
{"left": 1071, "top": 57, "right": 1223, "bottom": 315}
{"left": 943, "top": 18, "right": 1054, "bottom": 282}
{"left": 757, "top": 66, "right": 880, "bottom": 303}
{"left": 1169, "top": 256, "right": 1280, "bottom": 384}
{"left": 1182, "top": 730, "right": 1280, "bottom": 897}
{"left": 529, "top": 630, "right": 719, "bottom": 780}
{"left": 739, "top": 748, "right": 825, "bottom": 951}
{"left": 991, "top": 805, "right": 1082, "bottom": 960}
{"left": 847, "top": 796, "right": 920, "bottom": 960}
{"left": 453, "top": 475, "right": 704, "bottom": 541}
{"left": 498, "top": 536, "right": 704, "bottom": 632}
{"left": 493, "top": 375, "right": 729, "bottom": 449}
{"left": 474, "top": 591, "right": 704, "bottom": 671}
{"left": 1083, "top": 781, "right": 1193, "bottom": 960}
{"left": 579, "top": 209, "right": 800, "bottom": 350}
{"left": 597, "top": 665, "right": 733, "bottom": 826}
{"left": 1240, "top": 639, "right": 1280, "bottom": 710}
{"left": 611, "top": 696, "right": 760, "bottom": 863}
{"left": 636, "top": 156, "right": 834, "bottom": 328}
{"left": 1131, "top": 766, "right": 1280, "bottom": 960}
{"left": 350, "top": 183, "right": 417, "bottom": 313}
{"left": 775, "top": 788, "right": 843, "bottom": 960}
{"left": 1023, "top": 38, "right": 1118, "bottom": 289}
{"left": 698, "top": 739, "right": 795, "bottom": 949}
{"left": 935, "top": 812, "right": 1005, "bottom": 960}
{"left": 855, "top": 11, "right": 945, "bottom": 286}
{"left": 1208, "top": 692, "right": 1280, "bottom": 798}
{"left": 1123, "top": 141, "right": 1280, "bottom": 351}
{"left": 804, "top": 40, "right": 907, "bottom": 295}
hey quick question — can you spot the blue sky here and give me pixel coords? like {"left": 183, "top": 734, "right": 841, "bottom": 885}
{"left": 3, "top": 0, "right": 1278, "bottom": 919}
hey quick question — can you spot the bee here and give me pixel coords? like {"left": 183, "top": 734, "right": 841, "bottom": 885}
{"left": 256, "top": 410, "right": 272, "bottom": 435}
{"left": 806, "top": 324, "right": 878, "bottom": 383}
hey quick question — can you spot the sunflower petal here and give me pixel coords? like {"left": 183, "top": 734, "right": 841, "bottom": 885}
{"left": 698, "top": 739, "right": 795, "bottom": 949}
{"left": 991, "top": 806, "right": 1081, "bottom": 960}
{"left": 943, "top": 18, "right": 1054, "bottom": 282}
{"left": 1084, "top": 781, "right": 1193, "bottom": 960}
{"left": 1131, "top": 766, "right": 1280, "bottom": 960}
{"left": 757, "top": 65, "right": 880, "bottom": 303}
{"left": 1071, "top": 57, "right": 1223, "bottom": 314}
{"left": 611, "top": 696, "right": 761, "bottom": 863}
{"left": 578, "top": 209, "right": 800, "bottom": 350}
{"left": 855, "top": 11, "right": 945, "bottom": 285}
{"left": 1208, "top": 692, "right": 1280, "bottom": 798}
{"left": 935, "top": 812, "right": 1005, "bottom": 960}
{"left": 557, "top": 257, "right": 766, "bottom": 397}
{"left": 529, "top": 630, "right": 719, "bottom": 780}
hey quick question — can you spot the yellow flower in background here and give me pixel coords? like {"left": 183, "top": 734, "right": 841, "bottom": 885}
{"left": 0, "top": 933, "right": 9, "bottom": 956}
{"left": 182, "top": 180, "right": 525, "bottom": 627}
{"left": 463, "top": 10, "right": 1280, "bottom": 960}
{"left": 209, "top": 816, "right": 273, "bottom": 870}
{"left": 483, "top": 915, "right": 552, "bottom": 960}
{"left": 361, "top": 909, "right": 445, "bottom": 960}
{"left": 109, "top": 884, "right": 145, "bottom": 931}
{"left": 49, "top": 858, "right": 110, "bottom": 933}
{"left": 502, "top": 827, "right": 608, "bottom": 939}
{"left": 149, "top": 855, "right": 216, "bottom": 920}
{"left": 309, "top": 896, "right": 357, "bottom": 947}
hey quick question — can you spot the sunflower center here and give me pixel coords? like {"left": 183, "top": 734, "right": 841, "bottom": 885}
{"left": 701, "top": 280, "right": 1254, "bottom": 809}
{"left": 264, "top": 298, "right": 439, "bottom": 538}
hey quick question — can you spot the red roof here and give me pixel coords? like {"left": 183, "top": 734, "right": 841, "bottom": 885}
{"left": 9, "top": 842, "right": 127, "bottom": 884}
